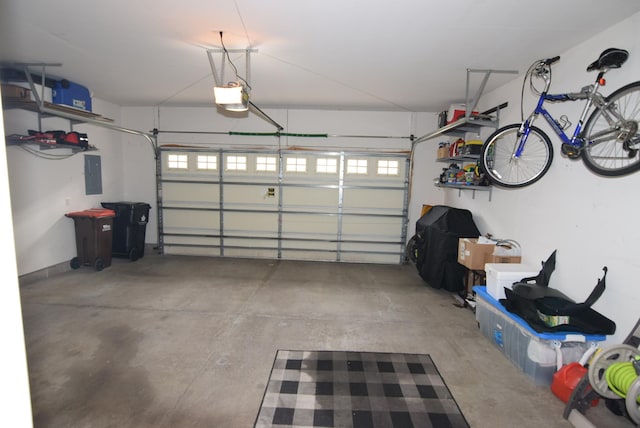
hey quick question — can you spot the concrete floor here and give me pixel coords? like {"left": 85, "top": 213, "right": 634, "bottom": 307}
{"left": 19, "top": 252, "right": 629, "bottom": 427}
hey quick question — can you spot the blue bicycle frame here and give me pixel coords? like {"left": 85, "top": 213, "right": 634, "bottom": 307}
{"left": 514, "top": 73, "right": 605, "bottom": 157}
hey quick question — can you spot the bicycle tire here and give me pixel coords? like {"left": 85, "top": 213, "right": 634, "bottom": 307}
{"left": 480, "top": 124, "right": 554, "bottom": 188}
{"left": 582, "top": 80, "right": 640, "bottom": 176}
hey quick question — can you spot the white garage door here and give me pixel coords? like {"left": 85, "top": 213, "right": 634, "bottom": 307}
{"left": 159, "top": 148, "right": 409, "bottom": 264}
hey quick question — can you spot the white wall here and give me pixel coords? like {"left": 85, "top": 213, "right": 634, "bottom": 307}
{"left": 436, "top": 12, "right": 640, "bottom": 344}
{"left": 4, "top": 98, "right": 125, "bottom": 275}
{"left": 0, "top": 90, "right": 33, "bottom": 427}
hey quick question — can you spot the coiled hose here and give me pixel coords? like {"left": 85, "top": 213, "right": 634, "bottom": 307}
{"left": 605, "top": 356, "right": 640, "bottom": 403}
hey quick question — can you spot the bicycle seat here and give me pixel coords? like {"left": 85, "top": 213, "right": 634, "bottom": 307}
{"left": 587, "top": 48, "right": 629, "bottom": 72}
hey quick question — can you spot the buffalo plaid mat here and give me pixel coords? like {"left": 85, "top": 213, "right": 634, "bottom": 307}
{"left": 254, "top": 350, "right": 469, "bottom": 428}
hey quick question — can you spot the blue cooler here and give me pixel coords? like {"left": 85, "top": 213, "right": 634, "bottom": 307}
{"left": 52, "top": 79, "right": 92, "bottom": 111}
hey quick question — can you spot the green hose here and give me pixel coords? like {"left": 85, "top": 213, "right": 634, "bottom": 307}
{"left": 605, "top": 358, "right": 640, "bottom": 403}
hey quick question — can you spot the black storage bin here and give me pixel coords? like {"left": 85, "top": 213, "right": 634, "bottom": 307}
{"left": 413, "top": 205, "right": 480, "bottom": 292}
{"left": 101, "top": 202, "right": 151, "bottom": 261}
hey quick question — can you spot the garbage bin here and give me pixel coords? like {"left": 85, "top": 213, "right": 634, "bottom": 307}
{"left": 100, "top": 202, "right": 151, "bottom": 261}
{"left": 65, "top": 208, "right": 116, "bottom": 271}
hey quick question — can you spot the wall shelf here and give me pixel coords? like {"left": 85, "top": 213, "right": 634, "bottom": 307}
{"left": 5, "top": 135, "right": 97, "bottom": 153}
{"left": 413, "top": 67, "right": 517, "bottom": 145}
{"left": 420, "top": 114, "right": 499, "bottom": 142}
{"left": 437, "top": 154, "right": 482, "bottom": 163}
{"left": 1, "top": 63, "right": 157, "bottom": 157}
{"left": 2, "top": 98, "right": 114, "bottom": 123}
{"left": 435, "top": 182, "right": 492, "bottom": 200}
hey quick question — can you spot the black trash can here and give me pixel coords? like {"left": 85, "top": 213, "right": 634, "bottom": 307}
{"left": 100, "top": 202, "right": 151, "bottom": 261}
{"left": 65, "top": 208, "right": 116, "bottom": 271}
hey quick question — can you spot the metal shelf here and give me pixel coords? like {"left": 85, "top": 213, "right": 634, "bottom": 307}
{"left": 1, "top": 63, "right": 156, "bottom": 156}
{"left": 437, "top": 154, "right": 481, "bottom": 163}
{"left": 5, "top": 136, "right": 97, "bottom": 153}
{"left": 419, "top": 115, "right": 498, "bottom": 142}
{"left": 413, "top": 68, "right": 517, "bottom": 145}
{"left": 1, "top": 98, "right": 113, "bottom": 123}
{"left": 435, "top": 183, "right": 490, "bottom": 191}
{"left": 435, "top": 182, "right": 492, "bottom": 201}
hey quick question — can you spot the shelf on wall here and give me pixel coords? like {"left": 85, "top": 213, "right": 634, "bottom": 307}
{"left": 5, "top": 135, "right": 97, "bottom": 153}
{"left": 1, "top": 61, "right": 155, "bottom": 155}
{"left": 435, "top": 183, "right": 490, "bottom": 191}
{"left": 413, "top": 67, "right": 517, "bottom": 145}
{"left": 437, "top": 154, "right": 481, "bottom": 163}
{"left": 1, "top": 97, "right": 114, "bottom": 123}
{"left": 420, "top": 114, "right": 499, "bottom": 142}
{"left": 435, "top": 182, "right": 493, "bottom": 201}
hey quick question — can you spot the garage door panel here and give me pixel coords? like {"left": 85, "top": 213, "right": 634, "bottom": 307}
{"left": 341, "top": 216, "right": 404, "bottom": 238}
{"left": 223, "top": 237, "right": 278, "bottom": 249}
{"left": 342, "top": 188, "right": 404, "bottom": 211}
{"left": 281, "top": 214, "right": 338, "bottom": 235}
{"left": 281, "top": 187, "right": 338, "bottom": 211}
{"left": 164, "top": 182, "right": 219, "bottom": 206}
{"left": 224, "top": 248, "right": 279, "bottom": 258}
{"left": 224, "top": 212, "right": 278, "bottom": 233}
{"left": 163, "top": 209, "right": 219, "bottom": 230}
{"left": 163, "top": 235, "right": 220, "bottom": 247}
{"left": 223, "top": 184, "right": 278, "bottom": 207}
{"left": 281, "top": 240, "right": 336, "bottom": 251}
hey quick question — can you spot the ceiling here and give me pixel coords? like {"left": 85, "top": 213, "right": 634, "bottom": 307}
{"left": 2, "top": 0, "right": 640, "bottom": 112}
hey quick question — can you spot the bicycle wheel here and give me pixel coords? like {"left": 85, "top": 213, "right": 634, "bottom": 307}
{"left": 582, "top": 80, "right": 640, "bottom": 176}
{"left": 480, "top": 124, "right": 554, "bottom": 188}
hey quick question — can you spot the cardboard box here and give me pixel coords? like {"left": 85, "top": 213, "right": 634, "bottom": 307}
{"left": 420, "top": 204, "right": 433, "bottom": 217}
{"left": 1, "top": 83, "right": 31, "bottom": 99}
{"left": 457, "top": 238, "right": 495, "bottom": 270}
{"left": 437, "top": 146, "right": 449, "bottom": 159}
{"left": 488, "top": 255, "right": 522, "bottom": 264}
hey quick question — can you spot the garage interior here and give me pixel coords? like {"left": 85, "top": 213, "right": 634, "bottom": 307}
{"left": 2, "top": 1, "right": 640, "bottom": 427}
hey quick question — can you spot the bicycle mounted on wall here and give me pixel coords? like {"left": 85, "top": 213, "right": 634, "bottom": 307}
{"left": 480, "top": 48, "right": 640, "bottom": 188}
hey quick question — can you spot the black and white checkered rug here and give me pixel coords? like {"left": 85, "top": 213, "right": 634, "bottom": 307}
{"left": 254, "top": 350, "right": 469, "bottom": 428}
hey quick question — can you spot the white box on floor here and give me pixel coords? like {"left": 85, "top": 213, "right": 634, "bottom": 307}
{"left": 485, "top": 263, "right": 539, "bottom": 300}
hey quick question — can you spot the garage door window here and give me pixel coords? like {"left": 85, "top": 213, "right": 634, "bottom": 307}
{"left": 256, "top": 156, "right": 277, "bottom": 172}
{"left": 226, "top": 155, "right": 247, "bottom": 171}
{"left": 286, "top": 157, "right": 307, "bottom": 173}
{"left": 347, "top": 159, "right": 368, "bottom": 175}
{"left": 197, "top": 155, "right": 217, "bottom": 171}
{"left": 316, "top": 158, "right": 337, "bottom": 174}
{"left": 377, "top": 160, "right": 399, "bottom": 176}
{"left": 167, "top": 154, "right": 189, "bottom": 170}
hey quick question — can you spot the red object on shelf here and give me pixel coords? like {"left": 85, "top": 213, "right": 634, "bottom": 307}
{"left": 447, "top": 109, "right": 479, "bottom": 124}
{"left": 551, "top": 362, "right": 599, "bottom": 406}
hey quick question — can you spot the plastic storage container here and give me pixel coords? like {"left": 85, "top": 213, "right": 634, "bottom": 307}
{"left": 473, "top": 286, "right": 605, "bottom": 386}
{"left": 485, "top": 263, "right": 539, "bottom": 300}
{"left": 65, "top": 208, "right": 115, "bottom": 271}
{"left": 52, "top": 79, "right": 92, "bottom": 111}
{"left": 100, "top": 202, "right": 151, "bottom": 261}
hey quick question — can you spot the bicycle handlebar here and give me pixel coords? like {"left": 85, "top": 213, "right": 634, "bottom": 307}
{"left": 543, "top": 56, "right": 560, "bottom": 66}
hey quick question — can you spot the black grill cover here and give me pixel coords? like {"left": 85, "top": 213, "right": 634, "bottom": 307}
{"left": 414, "top": 205, "right": 480, "bottom": 292}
